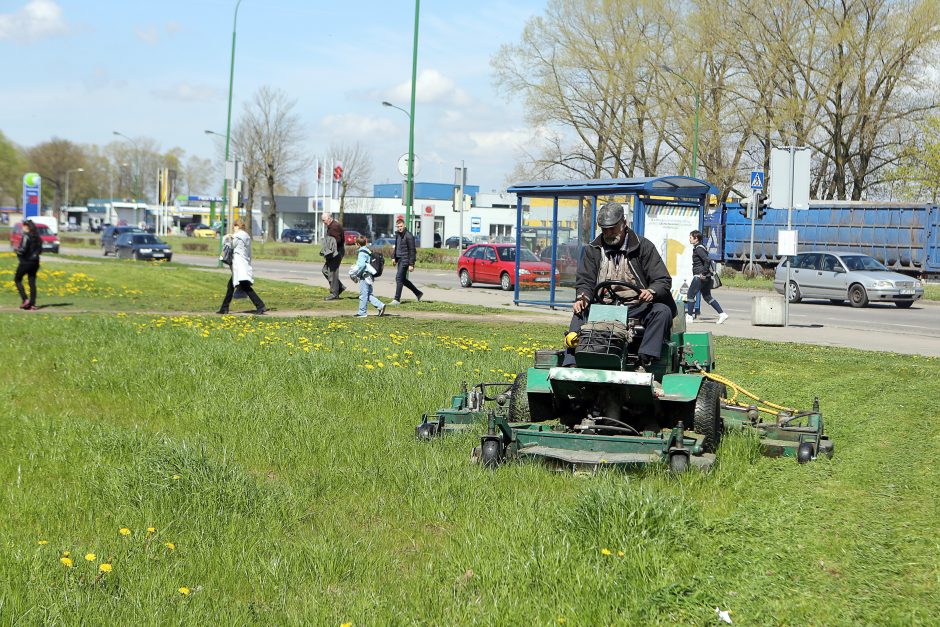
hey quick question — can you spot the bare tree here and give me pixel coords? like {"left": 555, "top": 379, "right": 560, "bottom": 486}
{"left": 238, "top": 86, "right": 309, "bottom": 239}
{"left": 324, "top": 141, "right": 374, "bottom": 222}
{"left": 28, "top": 138, "right": 87, "bottom": 220}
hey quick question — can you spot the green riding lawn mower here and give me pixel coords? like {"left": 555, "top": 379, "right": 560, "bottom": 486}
{"left": 416, "top": 280, "right": 833, "bottom": 473}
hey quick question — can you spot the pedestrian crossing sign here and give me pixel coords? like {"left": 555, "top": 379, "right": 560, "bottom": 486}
{"left": 750, "top": 170, "right": 764, "bottom": 189}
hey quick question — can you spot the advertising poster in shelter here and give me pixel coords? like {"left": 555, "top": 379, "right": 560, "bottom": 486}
{"left": 642, "top": 205, "right": 700, "bottom": 296}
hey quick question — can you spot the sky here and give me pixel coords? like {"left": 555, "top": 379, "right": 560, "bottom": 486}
{"left": 0, "top": 0, "right": 545, "bottom": 194}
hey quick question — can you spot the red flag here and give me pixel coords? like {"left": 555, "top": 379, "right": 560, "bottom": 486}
{"left": 333, "top": 163, "right": 343, "bottom": 182}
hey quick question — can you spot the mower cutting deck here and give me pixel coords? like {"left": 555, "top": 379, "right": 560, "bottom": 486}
{"left": 417, "top": 280, "right": 833, "bottom": 473}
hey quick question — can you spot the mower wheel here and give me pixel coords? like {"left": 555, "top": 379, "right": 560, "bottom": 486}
{"left": 415, "top": 422, "right": 435, "bottom": 440}
{"left": 508, "top": 371, "right": 530, "bottom": 422}
{"left": 797, "top": 441, "right": 815, "bottom": 464}
{"left": 668, "top": 452, "right": 689, "bottom": 473}
{"left": 694, "top": 380, "right": 722, "bottom": 453}
{"left": 480, "top": 439, "right": 503, "bottom": 467}
{"left": 786, "top": 281, "right": 802, "bottom": 303}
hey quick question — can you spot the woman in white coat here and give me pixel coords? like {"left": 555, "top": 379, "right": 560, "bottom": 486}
{"left": 217, "top": 218, "right": 267, "bottom": 314}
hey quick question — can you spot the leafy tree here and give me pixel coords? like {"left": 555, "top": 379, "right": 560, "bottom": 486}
{"left": 0, "top": 131, "right": 28, "bottom": 207}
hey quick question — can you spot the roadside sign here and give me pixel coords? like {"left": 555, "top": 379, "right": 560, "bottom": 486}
{"left": 750, "top": 170, "right": 764, "bottom": 190}
{"left": 23, "top": 172, "right": 41, "bottom": 218}
{"left": 470, "top": 216, "right": 481, "bottom": 234}
{"left": 769, "top": 147, "right": 811, "bottom": 209}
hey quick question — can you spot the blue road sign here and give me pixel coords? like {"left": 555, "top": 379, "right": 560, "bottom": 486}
{"left": 750, "top": 170, "right": 764, "bottom": 190}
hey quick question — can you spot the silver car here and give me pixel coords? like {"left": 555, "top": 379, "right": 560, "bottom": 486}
{"left": 774, "top": 251, "right": 924, "bottom": 308}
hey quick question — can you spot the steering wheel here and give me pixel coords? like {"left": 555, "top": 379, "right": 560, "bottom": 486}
{"left": 593, "top": 280, "right": 645, "bottom": 305}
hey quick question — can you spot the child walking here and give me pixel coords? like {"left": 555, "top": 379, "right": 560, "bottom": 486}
{"left": 348, "top": 235, "right": 386, "bottom": 318}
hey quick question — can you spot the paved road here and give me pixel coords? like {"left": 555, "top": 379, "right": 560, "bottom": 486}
{"left": 58, "top": 246, "right": 940, "bottom": 356}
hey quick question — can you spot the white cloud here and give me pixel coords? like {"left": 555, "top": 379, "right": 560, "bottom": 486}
{"left": 135, "top": 21, "right": 182, "bottom": 45}
{"left": 319, "top": 114, "right": 397, "bottom": 141}
{"left": 150, "top": 82, "right": 223, "bottom": 103}
{"left": 135, "top": 25, "right": 159, "bottom": 45}
{"left": 388, "top": 69, "right": 472, "bottom": 107}
{"left": 0, "top": 0, "right": 70, "bottom": 42}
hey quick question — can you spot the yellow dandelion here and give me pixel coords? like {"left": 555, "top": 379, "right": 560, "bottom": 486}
{"left": 84, "top": 553, "right": 96, "bottom": 561}
{"left": 119, "top": 527, "right": 131, "bottom": 536}
{"left": 172, "top": 475, "right": 181, "bottom": 480}
{"left": 165, "top": 542, "right": 176, "bottom": 551}
{"left": 178, "top": 586, "right": 191, "bottom": 595}
{"left": 340, "top": 623, "right": 352, "bottom": 627}
{"left": 147, "top": 527, "right": 156, "bottom": 534}
{"left": 600, "top": 548, "right": 612, "bottom": 556}
{"left": 364, "top": 364, "right": 375, "bottom": 370}
{"left": 91, "top": 358, "right": 98, "bottom": 363}
{"left": 455, "top": 361, "right": 464, "bottom": 366}
{"left": 558, "top": 619, "right": 567, "bottom": 625}
{"left": 61, "top": 551, "right": 70, "bottom": 557}
{"left": 99, "top": 563, "right": 112, "bottom": 573}
{"left": 60, "top": 557, "right": 74, "bottom": 567}
{"left": 617, "top": 550, "right": 625, "bottom": 557}
{"left": 37, "top": 540, "right": 48, "bottom": 545}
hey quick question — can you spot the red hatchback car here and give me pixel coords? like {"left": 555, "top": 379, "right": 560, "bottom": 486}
{"left": 9, "top": 221, "right": 60, "bottom": 254}
{"left": 457, "top": 243, "right": 557, "bottom": 291}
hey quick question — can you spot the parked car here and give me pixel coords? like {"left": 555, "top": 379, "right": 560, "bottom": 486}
{"left": 539, "top": 243, "right": 583, "bottom": 286}
{"left": 10, "top": 221, "right": 60, "bottom": 254}
{"left": 773, "top": 251, "right": 924, "bottom": 308}
{"left": 280, "top": 228, "right": 313, "bottom": 243}
{"left": 445, "top": 236, "right": 473, "bottom": 249}
{"left": 193, "top": 223, "right": 218, "bottom": 238}
{"left": 373, "top": 237, "right": 396, "bottom": 247}
{"left": 457, "top": 243, "right": 558, "bottom": 291}
{"left": 114, "top": 233, "right": 173, "bottom": 261}
{"left": 101, "top": 226, "right": 145, "bottom": 256}
{"left": 344, "top": 230, "right": 362, "bottom": 246}
{"left": 184, "top": 222, "right": 209, "bottom": 237}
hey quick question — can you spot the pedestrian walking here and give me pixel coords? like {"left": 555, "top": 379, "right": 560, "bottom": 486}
{"left": 686, "top": 230, "right": 727, "bottom": 324}
{"left": 390, "top": 218, "right": 423, "bottom": 304}
{"left": 14, "top": 220, "right": 42, "bottom": 310}
{"left": 216, "top": 218, "right": 267, "bottom": 315}
{"left": 348, "top": 235, "right": 386, "bottom": 318}
{"left": 321, "top": 211, "right": 347, "bottom": 300}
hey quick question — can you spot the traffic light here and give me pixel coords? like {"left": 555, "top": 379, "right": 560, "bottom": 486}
{"left": 756, "top": 193, "right": 768, "bottom": 219}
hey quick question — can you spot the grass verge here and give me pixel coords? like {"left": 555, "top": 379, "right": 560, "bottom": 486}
{"left": 0, "top": 279, "right": 938, "bottom": 622}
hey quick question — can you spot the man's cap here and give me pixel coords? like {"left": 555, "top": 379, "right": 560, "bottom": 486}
{"left": 597, "top": 203, "right": 625, "bottom": 228}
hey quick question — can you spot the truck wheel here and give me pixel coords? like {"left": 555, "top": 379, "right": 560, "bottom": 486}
{"left": 786, "top": 281, "right": 802, "bottom": 303}
{"left": 693, "top": 380, "right": 722, "bottom": 453}
{"left": 508, "top": 371, "right": 530, "bottom": 422}
{"left": 459, "top": 269, "right": 472, "bottom": 287}
{"left": 500, "top": 272, "right": 512, "bottom": 291}
{"left": 849, "top": 284, "right": 869, "bottom": 308}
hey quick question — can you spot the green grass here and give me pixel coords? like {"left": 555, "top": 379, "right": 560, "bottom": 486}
{"left": 0, "top": 253, "right": 518, "bottom": 316}
{"left": 1, "top": 260, "right": 938, "bottom": 623}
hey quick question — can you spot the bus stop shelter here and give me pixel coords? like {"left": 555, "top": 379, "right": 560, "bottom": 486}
{"left": 506, "top": 176, "right": 719, "bottom": 308}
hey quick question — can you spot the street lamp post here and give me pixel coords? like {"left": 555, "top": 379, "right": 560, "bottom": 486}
{"left": 113, "top": 131, "right": 142, "bottom": 225}
{"left": 406, "top": 0, "right": 420, "bottom": 230}
{"left": 661, "top": 65, "right": 700, "bottom": 178}
{"left": 221, "top": 0, "right": 244, "bottom": 237}
{"left": 382, "top": 100, "right": 414, "bottom": 213}
{"left": 64, "top": 167, "right": 84, "bottom": 213}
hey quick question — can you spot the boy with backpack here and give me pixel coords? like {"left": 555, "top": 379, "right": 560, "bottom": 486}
{"left": 348, "top": 235, "right": 386, "bottom": 318}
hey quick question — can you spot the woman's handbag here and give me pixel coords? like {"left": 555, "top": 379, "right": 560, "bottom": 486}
{"left": 221, "top": 238, "right": 234, "bottom": 266}
{"left": 711, "top": 272, "right": 723, "bottom": 289}
{"left": 233, "top": 285, "right": 247, "bottom": 299}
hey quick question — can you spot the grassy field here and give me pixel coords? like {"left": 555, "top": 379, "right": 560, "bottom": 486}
{"left": 1, "top": 257, "right": 938, "bottom": 624}
{"left": 0, "top": 253, "right": 517, "bottom": 317}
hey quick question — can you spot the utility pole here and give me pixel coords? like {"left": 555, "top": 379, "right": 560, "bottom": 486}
{"left": 454, "top": 161, "right": 466, "bottom": 251}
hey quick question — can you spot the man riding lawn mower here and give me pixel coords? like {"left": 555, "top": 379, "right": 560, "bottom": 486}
{"left": 416, "top": 203, "right": 833, "bottom": 472}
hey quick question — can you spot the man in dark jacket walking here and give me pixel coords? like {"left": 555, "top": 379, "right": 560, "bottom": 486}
{"left": 390, "top": 218, "right": 423, "bottom": 305}
{"left": 321, "top": 211, "right": 347, "bottom": 300}
{"left": 564, "top": 203, "right": 676, "bottom": 368}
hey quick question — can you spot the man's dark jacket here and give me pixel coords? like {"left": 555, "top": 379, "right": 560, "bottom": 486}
{"left": 326, "top": 220, "right": 345, "bottom": 258}
{"left": 575, "top": 227, "right": 677, "bottom": 316}
{"left": 393, "top": 229, "right": 417, "bottom": 266}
